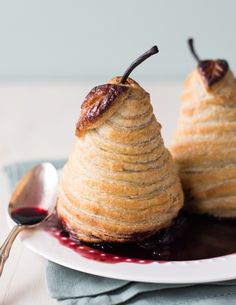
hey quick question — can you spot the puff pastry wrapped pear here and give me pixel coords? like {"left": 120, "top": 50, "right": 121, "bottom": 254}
{"left": 171, "top": 39, "right": 236, "bottom": 218}
{"left": 57, "top": 48, "right": 183, "bottom": 243}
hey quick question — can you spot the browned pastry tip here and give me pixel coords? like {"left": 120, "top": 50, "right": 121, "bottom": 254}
{"left": 76, "top": 83, "right": 128, "bottom": 137}
{"left": 188, "top": 38, "right": 229, "bottom": 89}
{"left": 76, "top": 45, "right": 159, "bottom": 137}
{"left": 75, "top": 76, "right": 147, "bottom": 137}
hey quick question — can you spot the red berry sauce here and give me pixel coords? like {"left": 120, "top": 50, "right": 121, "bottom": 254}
{"left": 43, "top": 212, "right": 236, "bottom": 264}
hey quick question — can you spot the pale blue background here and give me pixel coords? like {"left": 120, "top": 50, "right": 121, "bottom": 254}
{"left": 0, "top": 0, "right": 235, "bottom": 81}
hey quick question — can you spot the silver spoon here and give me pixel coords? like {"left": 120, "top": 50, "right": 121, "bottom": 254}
{"left": 0, "top": 163, "right": 58, "bottom": 276}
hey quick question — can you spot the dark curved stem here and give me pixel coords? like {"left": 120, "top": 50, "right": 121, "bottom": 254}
{"left": 188, "top": 38, "right": 201, "bottom": 63}
{"left": 120, "top": 46, "right": 159, "bottom": 84}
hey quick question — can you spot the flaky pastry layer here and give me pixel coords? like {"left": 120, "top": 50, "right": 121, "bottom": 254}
{"left": 171, "top": 69, "right": 236, "bottom": 217}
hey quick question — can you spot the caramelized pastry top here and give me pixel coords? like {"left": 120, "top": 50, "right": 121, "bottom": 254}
{"left": 76, "top": 77, "right": 146, "bottom": 136}
{"left": 183, "top": 68, "right": 235, "bottom": 104}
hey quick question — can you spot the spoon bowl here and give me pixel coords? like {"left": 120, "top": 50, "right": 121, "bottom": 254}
{"left": 0, "top": 163, "right": 58, "bottom": 276}
{"left": 8, "top": 163, "right": 58, "bottom": 227}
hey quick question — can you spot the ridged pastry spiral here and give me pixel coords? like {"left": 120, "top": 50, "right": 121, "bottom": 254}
{"left": 171, "top": 67, "right": 236, "bottom": 218}
{"left": 57, "top": 77, "right": 183, "bottom": 242}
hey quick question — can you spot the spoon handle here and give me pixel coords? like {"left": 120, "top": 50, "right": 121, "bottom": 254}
{"left": 0, "top": 225, "right": 25, "bottom": 276}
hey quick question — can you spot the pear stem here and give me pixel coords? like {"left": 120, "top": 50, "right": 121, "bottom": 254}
{"left": 188, "top": 38, "right": 201, "bottom": 63}
{"left": 120, "top": 46, "right": 159, "bottom": 84}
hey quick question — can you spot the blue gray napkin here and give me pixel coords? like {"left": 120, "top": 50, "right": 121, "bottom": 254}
{"left": 4, "top": 161, "right": 236, "bottom": 305}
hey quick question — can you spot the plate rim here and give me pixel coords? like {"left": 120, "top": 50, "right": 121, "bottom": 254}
{"left": 19, "top": 227, "right": 236, "bottom": 284}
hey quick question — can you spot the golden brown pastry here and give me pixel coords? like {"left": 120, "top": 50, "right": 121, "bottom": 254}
{"left": 57, "top": 47, "right": 184, "bottom": 242}
{"left": 171, "top": 38, "right": 236, "bottom": 218}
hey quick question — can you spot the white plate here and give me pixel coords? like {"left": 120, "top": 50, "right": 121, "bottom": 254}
{"left": 8, "top": 215, "right": 236, "bottom": 284}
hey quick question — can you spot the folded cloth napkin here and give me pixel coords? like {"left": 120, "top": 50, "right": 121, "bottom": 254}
{"left": 4, "top": 161, "right": 236, "bottom": 305}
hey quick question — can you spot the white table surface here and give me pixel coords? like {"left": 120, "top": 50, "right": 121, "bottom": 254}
{"left": 0, "top": 81, "right": 181, "bottom": 305}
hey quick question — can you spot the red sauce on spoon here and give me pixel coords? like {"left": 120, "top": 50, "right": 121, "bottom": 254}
{"left": 11, "top": 207, "right": 48, "bottom": 226}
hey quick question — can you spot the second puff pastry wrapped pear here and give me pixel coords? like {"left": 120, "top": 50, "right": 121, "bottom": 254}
{"left": 57, "top": 48, "right": 183, "bottom": 242}
{"left": 171, "top": 39, "right": 236, "bottom": 218}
